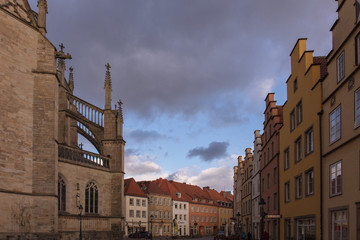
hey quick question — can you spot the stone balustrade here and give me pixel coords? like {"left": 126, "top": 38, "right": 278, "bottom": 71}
{"left": 58, "top": 144, "right": 110, "bottom": 169}
{"left": 67, "top": 93, "right": 104, "bottom": 127}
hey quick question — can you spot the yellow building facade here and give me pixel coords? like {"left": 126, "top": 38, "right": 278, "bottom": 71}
{"left": 321, "top": 0, "right": 360, "bottom": 239}
{"left": 279, "top": 39, "right": 325, "bottom": 240}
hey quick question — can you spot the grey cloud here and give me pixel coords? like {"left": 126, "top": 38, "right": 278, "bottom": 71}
{"left": 28, "top": 0, "right": 337, "bottom": 123}
{"left": 127, "top": 129, "right": 165, "bottom": 143}
{"left": 187, "top": 141, "right": 229, "bottom": 161}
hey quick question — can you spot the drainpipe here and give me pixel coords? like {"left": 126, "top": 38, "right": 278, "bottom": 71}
{"left": 317, "top": 109, "right": 323, "bottom": 240}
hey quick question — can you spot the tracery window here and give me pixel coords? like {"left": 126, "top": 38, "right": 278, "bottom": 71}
{"left": 85, "top": 182, "right": 98, "bottom": 213}
{"left": 58, "top": 176, "right": 66, "bottom": 211}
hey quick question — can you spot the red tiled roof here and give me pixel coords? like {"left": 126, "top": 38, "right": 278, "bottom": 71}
{"left": 137, "top": 180, "right": 169, "bottom": 196}
{"left": 124, "top": 178, "right": 147, "bottom": 198}
{"left": 153, "top": 178, "right": 188, "bottom": 202}
{"left": 313, "top": 56, "right": 328, "bottom": 80}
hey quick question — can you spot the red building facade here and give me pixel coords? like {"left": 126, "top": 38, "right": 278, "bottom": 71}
{"left": 260, "top": 93, "right": 283, "bottom": 240}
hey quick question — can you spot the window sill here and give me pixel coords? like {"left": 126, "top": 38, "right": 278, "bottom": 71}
{"left": 329, "top": 192, "right": 342, "bottom": 198}
{"left": 329, "top": 136, "right": 341, "bottom": 146}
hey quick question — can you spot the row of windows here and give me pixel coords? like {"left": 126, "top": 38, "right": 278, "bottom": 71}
{"left": 174, "top": 203, "right": 187, "bottom": 209}
{"left": 289, "top": 100, "right": 302, "bottom": 132}
{"left": 283, "top": 126, "right": 314, "bottom": 170}
{"left": 190, "top": 206, "right": 217, "bottom": 213}
{"left": 129, "top": 198, "right": 146, "bottom": 207}
{"left": 284, "top": 169, "right": 314, "bottom": 203}
{"left": 174, "top": 214, "right": 187, "bottom": 220}
{"left": 219, "top": 209, "right": 232, "bottom": 215}
{"left": 284, "top": 211, "right": 349, "bottom": 240}
{"left": 129, "top": 210, "right": 146, "bottom": 218}
{"left": 150, "top": 196, "right": 171, "bottom": 206}
{"left": 149, "top": 210, "right": 171, "bottom": 219}
{"left": 260, "top": 168, "right": 278, "bottom": 194}
{"left": 152, "top": 224, "right": 171, "bottom": 234}
{"left": 191, "top": 215, "right": 217, "bottom": 223}
{"left": 58, "top": 177, "right": 98, "bottom": 214}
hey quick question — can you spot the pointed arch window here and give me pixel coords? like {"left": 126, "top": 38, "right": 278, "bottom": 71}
{"left": 85, "top": 182, "right": 98, "bottom": 213}
{"left": 58, "top": 176, "right": 66, "bottom": 211}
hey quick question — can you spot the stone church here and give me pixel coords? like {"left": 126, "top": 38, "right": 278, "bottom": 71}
{"left": 0, "top": 0, "right": 125, "bottom": 239}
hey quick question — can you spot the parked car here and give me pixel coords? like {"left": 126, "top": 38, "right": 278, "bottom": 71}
{"left": 214, "top": 230, "right": 225, "bottom": 240}
{"left": 129, "top": 231, "right": 152, "bottom": 239}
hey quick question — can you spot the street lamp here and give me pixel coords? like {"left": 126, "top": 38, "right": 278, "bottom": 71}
{"left": 139, "top": 221, "right": 142, "bottom": 232}
{"left": 150, "top": 214, "right": 153, "bottom": 240}
{"left": 259, "top": 198, "right": 266, "bottom": 240}
{"left": 78, "top": 204, "right": 83, "bottom": 240}
{"left": 236, "top": 212, "right": 241, "bottom": 235}
{"left": 194, "top": 222, "right": 198, "bottom": 236}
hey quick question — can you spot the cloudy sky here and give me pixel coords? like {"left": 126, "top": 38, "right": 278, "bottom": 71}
{"left": 29, "top": 0, "right": 337, "bottom": 191}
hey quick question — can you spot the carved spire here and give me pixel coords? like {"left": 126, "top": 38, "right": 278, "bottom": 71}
{"left": 104, "top": 63, "right": 112, "bottom": 110}
{"left": 37, "top": 0, "right": 48, "bottom": 34}
{"left": 117, "top": 99, "right": 124, "bottom": 123}
{"left": 69, "top": 66, "right": 74, "bottom": 92}
{"left": 116, "top": 99, "right": 124, "bottom": 138}
{"left": 57, "top": 43, "right": 66, "bottom": 74}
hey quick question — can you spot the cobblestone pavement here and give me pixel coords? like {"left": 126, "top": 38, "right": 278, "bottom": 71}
{"left": 124, "top": 236, "right": 216, "bottom": 240}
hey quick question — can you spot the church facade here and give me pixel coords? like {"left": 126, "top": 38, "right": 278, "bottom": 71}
{"left": 0, "top": 1, "right": 125, "bottom": 239}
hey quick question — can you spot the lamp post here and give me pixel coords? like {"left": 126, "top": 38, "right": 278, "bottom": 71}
{"left": 139, "top": 220, "right": 142, "bottom": 232}
{"left": 150, "top": 214, "right": 153, "bottom": 240}
{"left": 194, "top": 222, "right": 198, "bottom": 236}
{"left": 78, "top": 204, "right": 83, "bottom": 240}
{"left": 259, "top": 198, "right": 266, "bottom": 240}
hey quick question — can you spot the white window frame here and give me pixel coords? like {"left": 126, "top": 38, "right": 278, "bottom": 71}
{"left": 295, "top": 175, "right": 302, "bottom": 199}
{"left": 142, "top": 199, "right": 146, "bottom": 207}
{"left": 305, "top": 127, "right": 314, "bottom": 155}
{"left": 331, "top": 209, "right": 348, "bottom": 240}
{"left": 305, "top": 169, "right": 314, "bottom": 196}
{"left": 330, "top": 106, "right": 341, "bottom": 144}
{"left": 330, "top": 161, "right": 342, "bottom": 196}
{"left": 130, "top": 198, "right": 134, "bottom": 206}
{"left": 356, "top": 33, "right": 360, "bottom": 65}
{"left": 355, "top": 88, "right": 360, "bottom": 128}
{"left": 285, "top": 181, "right": 290, "bottom": 203}
{"left": 290, "top": 110, "right": 295, "bottom": 131}
{"left": 296, "top": 100, "right": 303, "bottom": 125}
{"left": 295, "top": 137, "right": 302, "bottom": 162}
{"left": 336, "top": 51, "right": 345, "bottom": 83}
{"left": 284, "top": 148, "right": 290, "bottom": 170}
{"left": 136, "top": 199, "right": 140, "bottom": 206}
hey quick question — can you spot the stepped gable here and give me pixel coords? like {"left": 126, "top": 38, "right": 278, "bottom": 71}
{"left": 124, "top": 178, "right": 147, "bottom": 198}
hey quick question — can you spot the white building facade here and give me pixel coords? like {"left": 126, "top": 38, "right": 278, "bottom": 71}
{"left": 173, "top": 195, "right": 189, "bottom": 236}
{"left": 252, "top": 130, "right": 262, "bottom": 240}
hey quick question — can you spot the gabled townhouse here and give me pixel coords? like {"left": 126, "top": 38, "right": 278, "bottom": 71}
{"left": 138, "top": 181, "right": 173, "bottom": 237}
{"left": 124, "top": 178, "right": 148, "bottom": 236}
{"left": 260, "top": 93, "right": 283, "bottom": 240}
{"left": 171, "top": 182, "right": 218, "bottom": 236}
{"left": 204, "top": 187, "right": 233, "bottom": 236}
{"left": 252, "top": 130, "right": 262, "bottom": 240}
{"left": 233, "top": 156, "right": 243, "bottom": 234}
{"left": 321, "top": 0, "right": 360, "bottom": 239}
{"left": 279, "top": 39, "right": 326, "bottom": 240}
{"left": 241, "top": 148, "right": 253, "bottom": 235}
{"left": 155, "top": 178, "right": 190, "bottom": 236}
